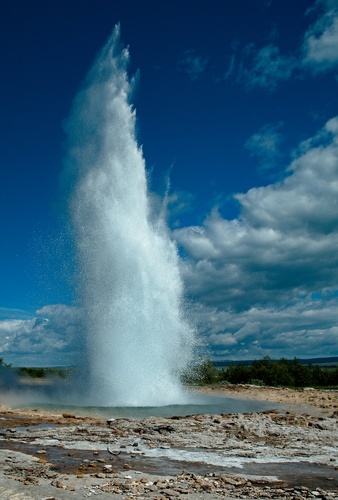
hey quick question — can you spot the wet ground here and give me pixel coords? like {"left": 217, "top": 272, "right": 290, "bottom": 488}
{"left": 1, "top": 438, "right": 338, "bottom": 491}
{"left": 0, "top": 387, "right": 338, "bottom": 498}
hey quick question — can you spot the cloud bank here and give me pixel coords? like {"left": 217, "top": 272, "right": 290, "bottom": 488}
{"left": 2, "top": 2, "right": 338, "bottom": 366}
{"left": 174, "top": 117, "right": 338, "bottom": 359}
{"left": 2, "top": 117, "right": 338, "bottom": 364}
{"left": 0, "top": 305, "right": 80, "bottom": 366}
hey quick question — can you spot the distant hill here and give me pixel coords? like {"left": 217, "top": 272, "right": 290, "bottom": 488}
{"left": 213, "top": 357, "right": 338, "bottom": 368}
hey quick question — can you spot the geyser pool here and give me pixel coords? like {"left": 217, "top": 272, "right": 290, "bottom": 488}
{"left": 21, "top": 395, "right": 281, "bottom": 419}
{"left": 64, "top": 25, "right": 195, "bottom": 407}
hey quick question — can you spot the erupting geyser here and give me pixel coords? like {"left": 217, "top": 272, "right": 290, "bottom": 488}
{"left": 64, "top": 26, "right": 195, "bottom": 406}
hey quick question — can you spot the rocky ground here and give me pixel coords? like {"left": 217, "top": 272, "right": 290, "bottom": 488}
{"left": 0, "top": 385, "right": 337, "bottom": 499}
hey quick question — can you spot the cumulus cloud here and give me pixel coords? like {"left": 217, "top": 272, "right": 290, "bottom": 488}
{"left": 179, "top": 50, "right": 208, "bottom": 81}
{"left": 302, "top": 0, "right": 338, "bottom": 72}
{"left": 0, "top": 304, "right": 81, "bottom": 366}
{"left": 192, "top": 298, "right": 338, "bottom": 360}
{"left": 175, "top": 116, "right": 338, "bottom": 359}
{"left": 3, "top": 119, "right": 338, "bottom": 363}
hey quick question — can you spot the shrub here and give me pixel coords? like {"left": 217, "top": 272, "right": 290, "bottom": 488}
{"left": 181, "top": 357, "right": 219, "bottom": 385}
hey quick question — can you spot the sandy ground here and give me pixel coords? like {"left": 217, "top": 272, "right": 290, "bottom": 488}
{"left": 0, "top": 384, "right": 337, "bottom": 499}
{"left": 194, "top": 384, "right": 338, "bottom": 416}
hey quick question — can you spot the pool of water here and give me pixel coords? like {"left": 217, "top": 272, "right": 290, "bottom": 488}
{"left": 21, "top": 394, "right": 281, "bottom": 418}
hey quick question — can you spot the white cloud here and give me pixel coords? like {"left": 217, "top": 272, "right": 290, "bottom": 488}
{"left": 175, "top": 116, "right": 338, "bottom": 359}
{"left": 4, "top": 115, "right": 338, "bottom": 365}
{"left": 189, "top": 297, "right": 338, "bottom": 360}
{"left": 3, "top": 131, "right": 338, "bottom": 367}
{"left": 239, "top": 118, "right": 338, "bottom": 236}
{"left": 179, "top": 50, "right": 208, "bottom": 81}
{"left": 302, "top": 0, "right": 338, "bottom": 72}
{"left": 0, "top": 304, "right": 81, "bottom": 366}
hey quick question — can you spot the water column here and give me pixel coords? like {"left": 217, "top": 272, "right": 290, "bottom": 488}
{"left": 64, "top": 26, "right": 195, "bottom": 406}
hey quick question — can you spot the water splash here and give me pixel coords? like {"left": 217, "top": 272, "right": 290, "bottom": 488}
{"left": 64, "top": 26, "right": 195, "bottom": 406}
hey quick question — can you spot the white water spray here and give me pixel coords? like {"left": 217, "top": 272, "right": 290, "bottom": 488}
{"left": 64, "top": 26, "right": 195, "bottom": 406}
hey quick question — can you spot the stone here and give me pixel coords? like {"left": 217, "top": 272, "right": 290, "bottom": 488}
{"left": 163, "top": 488, "right": 179, "bottom": 497}
{"left": 53, "top": 480, "right": 66, "bottom": 488}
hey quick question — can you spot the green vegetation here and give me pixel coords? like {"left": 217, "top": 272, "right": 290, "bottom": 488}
{"left": 0, "top": 358, "right": 70, "bottom": 380}
{"left": 1, "top": 356, "right": 338, "bottom": 388}
{"left": 183, "top": 356, "right": 338, "bottom": 388}
{"left": 18, "top": 367, "right": 69, "bottom": 379}
{"left": 181, "top": 358, "right": 219, "bottom": 385}
{"left": 0, "top": 357, "right": 12, "bottom": 368}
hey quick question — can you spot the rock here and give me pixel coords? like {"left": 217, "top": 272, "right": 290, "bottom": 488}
{"left": 163, "top": 488, "right": 179, "bottom": 497}
{"left": 52, "top": 479, "right": 66, "bottom": 488}
{"left": 156, "top": 425, "right": 175, "bottom": 433}
{"left": 147, "top": 484, "right": 158, "bottom": 492}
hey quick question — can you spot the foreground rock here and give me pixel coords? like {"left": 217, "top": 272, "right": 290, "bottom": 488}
{"left": 0, "top": 386, "right": 337, "bottom": 498}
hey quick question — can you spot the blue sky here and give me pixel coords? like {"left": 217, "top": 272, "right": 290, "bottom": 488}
{"left": 1, "top": 0, "right": 338, "bottom": 365}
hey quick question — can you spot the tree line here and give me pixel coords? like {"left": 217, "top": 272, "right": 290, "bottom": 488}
{"left": 0, "top": 359, "right": 68, "bottom": 379}
{"left": 183, "top": 356, "right": 338, "bottom": 388}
